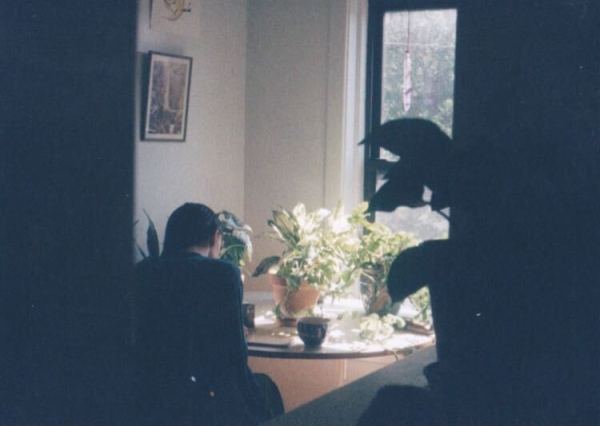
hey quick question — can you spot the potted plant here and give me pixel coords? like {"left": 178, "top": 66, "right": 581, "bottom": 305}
{"left": 253, "top": 203, "right": 355, "bottom": 323}
{"left": 135, "top": 210, "right": 160, "bottom": 260}
{"left": 348, "top": 203, "right": 416, "bottom": 315}
{"left": 217, "top": 210, "right": 253, "bottom": 274}
{"left": 360, "top": 118, "right": 464, "bottom": 359}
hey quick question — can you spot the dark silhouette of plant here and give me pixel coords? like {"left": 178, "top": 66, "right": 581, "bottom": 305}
{"left": 136, "top": 210, "right": 160, "bottom": 259}
{"left": 360, "top": 118, "right": 453, "bottom": 303}
{"left": 362, "top": 118, "right": 452, "bottom": 215}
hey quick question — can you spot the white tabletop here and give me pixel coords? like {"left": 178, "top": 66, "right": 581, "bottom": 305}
{"left": 245, "top": 291, "right": 435, "bottom": 359}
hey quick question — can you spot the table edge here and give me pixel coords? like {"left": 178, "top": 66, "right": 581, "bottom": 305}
{"left": 248, "top": 341, "right": 434, "bottom": 360}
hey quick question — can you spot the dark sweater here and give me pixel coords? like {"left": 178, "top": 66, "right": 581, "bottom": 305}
{"left": 135, "top": 251, "right": 263, "bottom": 425}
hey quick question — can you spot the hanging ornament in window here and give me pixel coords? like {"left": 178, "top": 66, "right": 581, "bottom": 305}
{"left": 403, "top": 11, "right": 412, "bottom": 113}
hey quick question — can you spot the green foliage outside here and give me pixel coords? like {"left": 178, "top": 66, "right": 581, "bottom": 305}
{"left": 375, "top": 9, "right": 456, "bottom": 241}
{"left": 381, "top": 10, "right": 456, "bottom": 137}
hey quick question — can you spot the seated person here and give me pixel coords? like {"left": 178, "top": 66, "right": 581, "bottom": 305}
{"left": 135, "top": 203, "right": 283, "bottom": 425}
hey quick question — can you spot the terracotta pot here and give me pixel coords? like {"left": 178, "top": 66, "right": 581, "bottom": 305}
{"left": 269, "top": 275, "right": 320, "bottom": 323}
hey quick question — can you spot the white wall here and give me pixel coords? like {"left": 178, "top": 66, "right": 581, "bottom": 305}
{"left": 133, "top": 0, "right": 366, "bottom": 277}
{"left": 244, "top": 0, "right": 364, "bottom": 290}
{"left": 134, "top": 0, "right": 247, "bottom": 253}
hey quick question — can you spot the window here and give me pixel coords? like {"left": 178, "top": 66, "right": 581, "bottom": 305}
{"left": 365, "top": 1, "right": 457, "bottom": 241}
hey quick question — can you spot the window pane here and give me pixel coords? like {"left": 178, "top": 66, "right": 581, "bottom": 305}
{"left": 381, "top": 9, "right": 456, "bottom": 161}
{"left": 375, "top": 171, "right": 449, "bottom": 241}
{"left": 377, "top": 9, "right": 456, "bottom": 241}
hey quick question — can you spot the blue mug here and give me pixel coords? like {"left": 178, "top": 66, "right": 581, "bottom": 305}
{"left": 297, "top": 317, "right": 329, "bottom": 347}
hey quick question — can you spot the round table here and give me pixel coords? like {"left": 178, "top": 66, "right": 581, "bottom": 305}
{"left": 244, "top": 292, "right": 435, "bottom": 410}
{"left": 245, "top": 292, "right": 435, "bottom": 359}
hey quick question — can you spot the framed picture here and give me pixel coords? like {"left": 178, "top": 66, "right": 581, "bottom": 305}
{"left": 143, "top": 51, "right": 192, "bottom": 141}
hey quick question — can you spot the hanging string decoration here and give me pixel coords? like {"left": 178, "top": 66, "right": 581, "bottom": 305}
{"left": 403, "top": 11, "right": 412, "bottom": 113}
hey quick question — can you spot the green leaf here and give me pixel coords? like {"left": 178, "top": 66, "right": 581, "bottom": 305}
{"left": 271, "top": 210, "right": 299, "bottom": 244}
{"left": 143, "top": 209, "right": 160, "bottom": 259}
{"left": 218, "top": 211, "right": 253, "bottom": 268}
{"left": 136, "top": 243, "right": 147, "bottom": 259}
{"left": 232, "top": 229, "right": 253, "bottom": 261}
{"left": 267, "top": 219, "right": 287, "bottom": 243}
{"left": 218, "top": 210, "right": 252, "bottom": 233}
{"left": 252, "top": 256, "right": 281, "bottom": 277}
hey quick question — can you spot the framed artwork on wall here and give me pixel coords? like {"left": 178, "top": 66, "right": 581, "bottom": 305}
{"left": 143, "top": 51, "right": 192, "bottom": 142}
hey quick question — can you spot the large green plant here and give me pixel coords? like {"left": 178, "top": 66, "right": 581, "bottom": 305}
{"left": 348, "top": 203, "right": 415, "bottom": 278}
{"left": 360, "top": 118, "right": 452, "bottom": 323}
{"left": 253, "top": 203, "right": 355, "bottom": 298}
{"left": 348, "top": 203, "right": 432, "bottom": 319}
{"left": 217, "top": 210, "right": 253, "bottom": 271}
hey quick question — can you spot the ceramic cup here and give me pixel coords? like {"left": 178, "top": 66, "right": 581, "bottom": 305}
{"left": 297, "top": 316, "right": 329, "bottom": 347}
{"left": 242, "top": 303, "right": 255, "bottom": 328}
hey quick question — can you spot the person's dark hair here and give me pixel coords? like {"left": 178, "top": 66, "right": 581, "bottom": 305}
{"left": 162, "top": 203, "right": 220, "bottom": 255}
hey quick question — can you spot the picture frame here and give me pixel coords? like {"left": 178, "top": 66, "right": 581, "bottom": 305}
{"left": 143, "top": 51, "right": 192, "bottom": 142}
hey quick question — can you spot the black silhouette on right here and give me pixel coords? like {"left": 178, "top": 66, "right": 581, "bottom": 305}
{"left": 358, "top": 103, "right": 600, "bottom": 425}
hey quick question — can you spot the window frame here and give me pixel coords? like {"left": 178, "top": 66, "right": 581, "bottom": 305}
{"left": 363, "top": 0, "right": 458, "bottom": 201}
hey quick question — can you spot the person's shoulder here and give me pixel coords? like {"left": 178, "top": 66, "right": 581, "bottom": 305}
{"left": 194, "top": 258, "right": 242, "bottom": 299}
{"left": 199, "top": 257, "right": 241, "bottom": 280}
{"left": 157, "top": 252, "right": 241, "bottom": 283}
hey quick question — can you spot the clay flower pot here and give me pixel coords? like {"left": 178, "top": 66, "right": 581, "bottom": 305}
{"left": 269, "top": 274, "right": 320, "bottom": 325}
